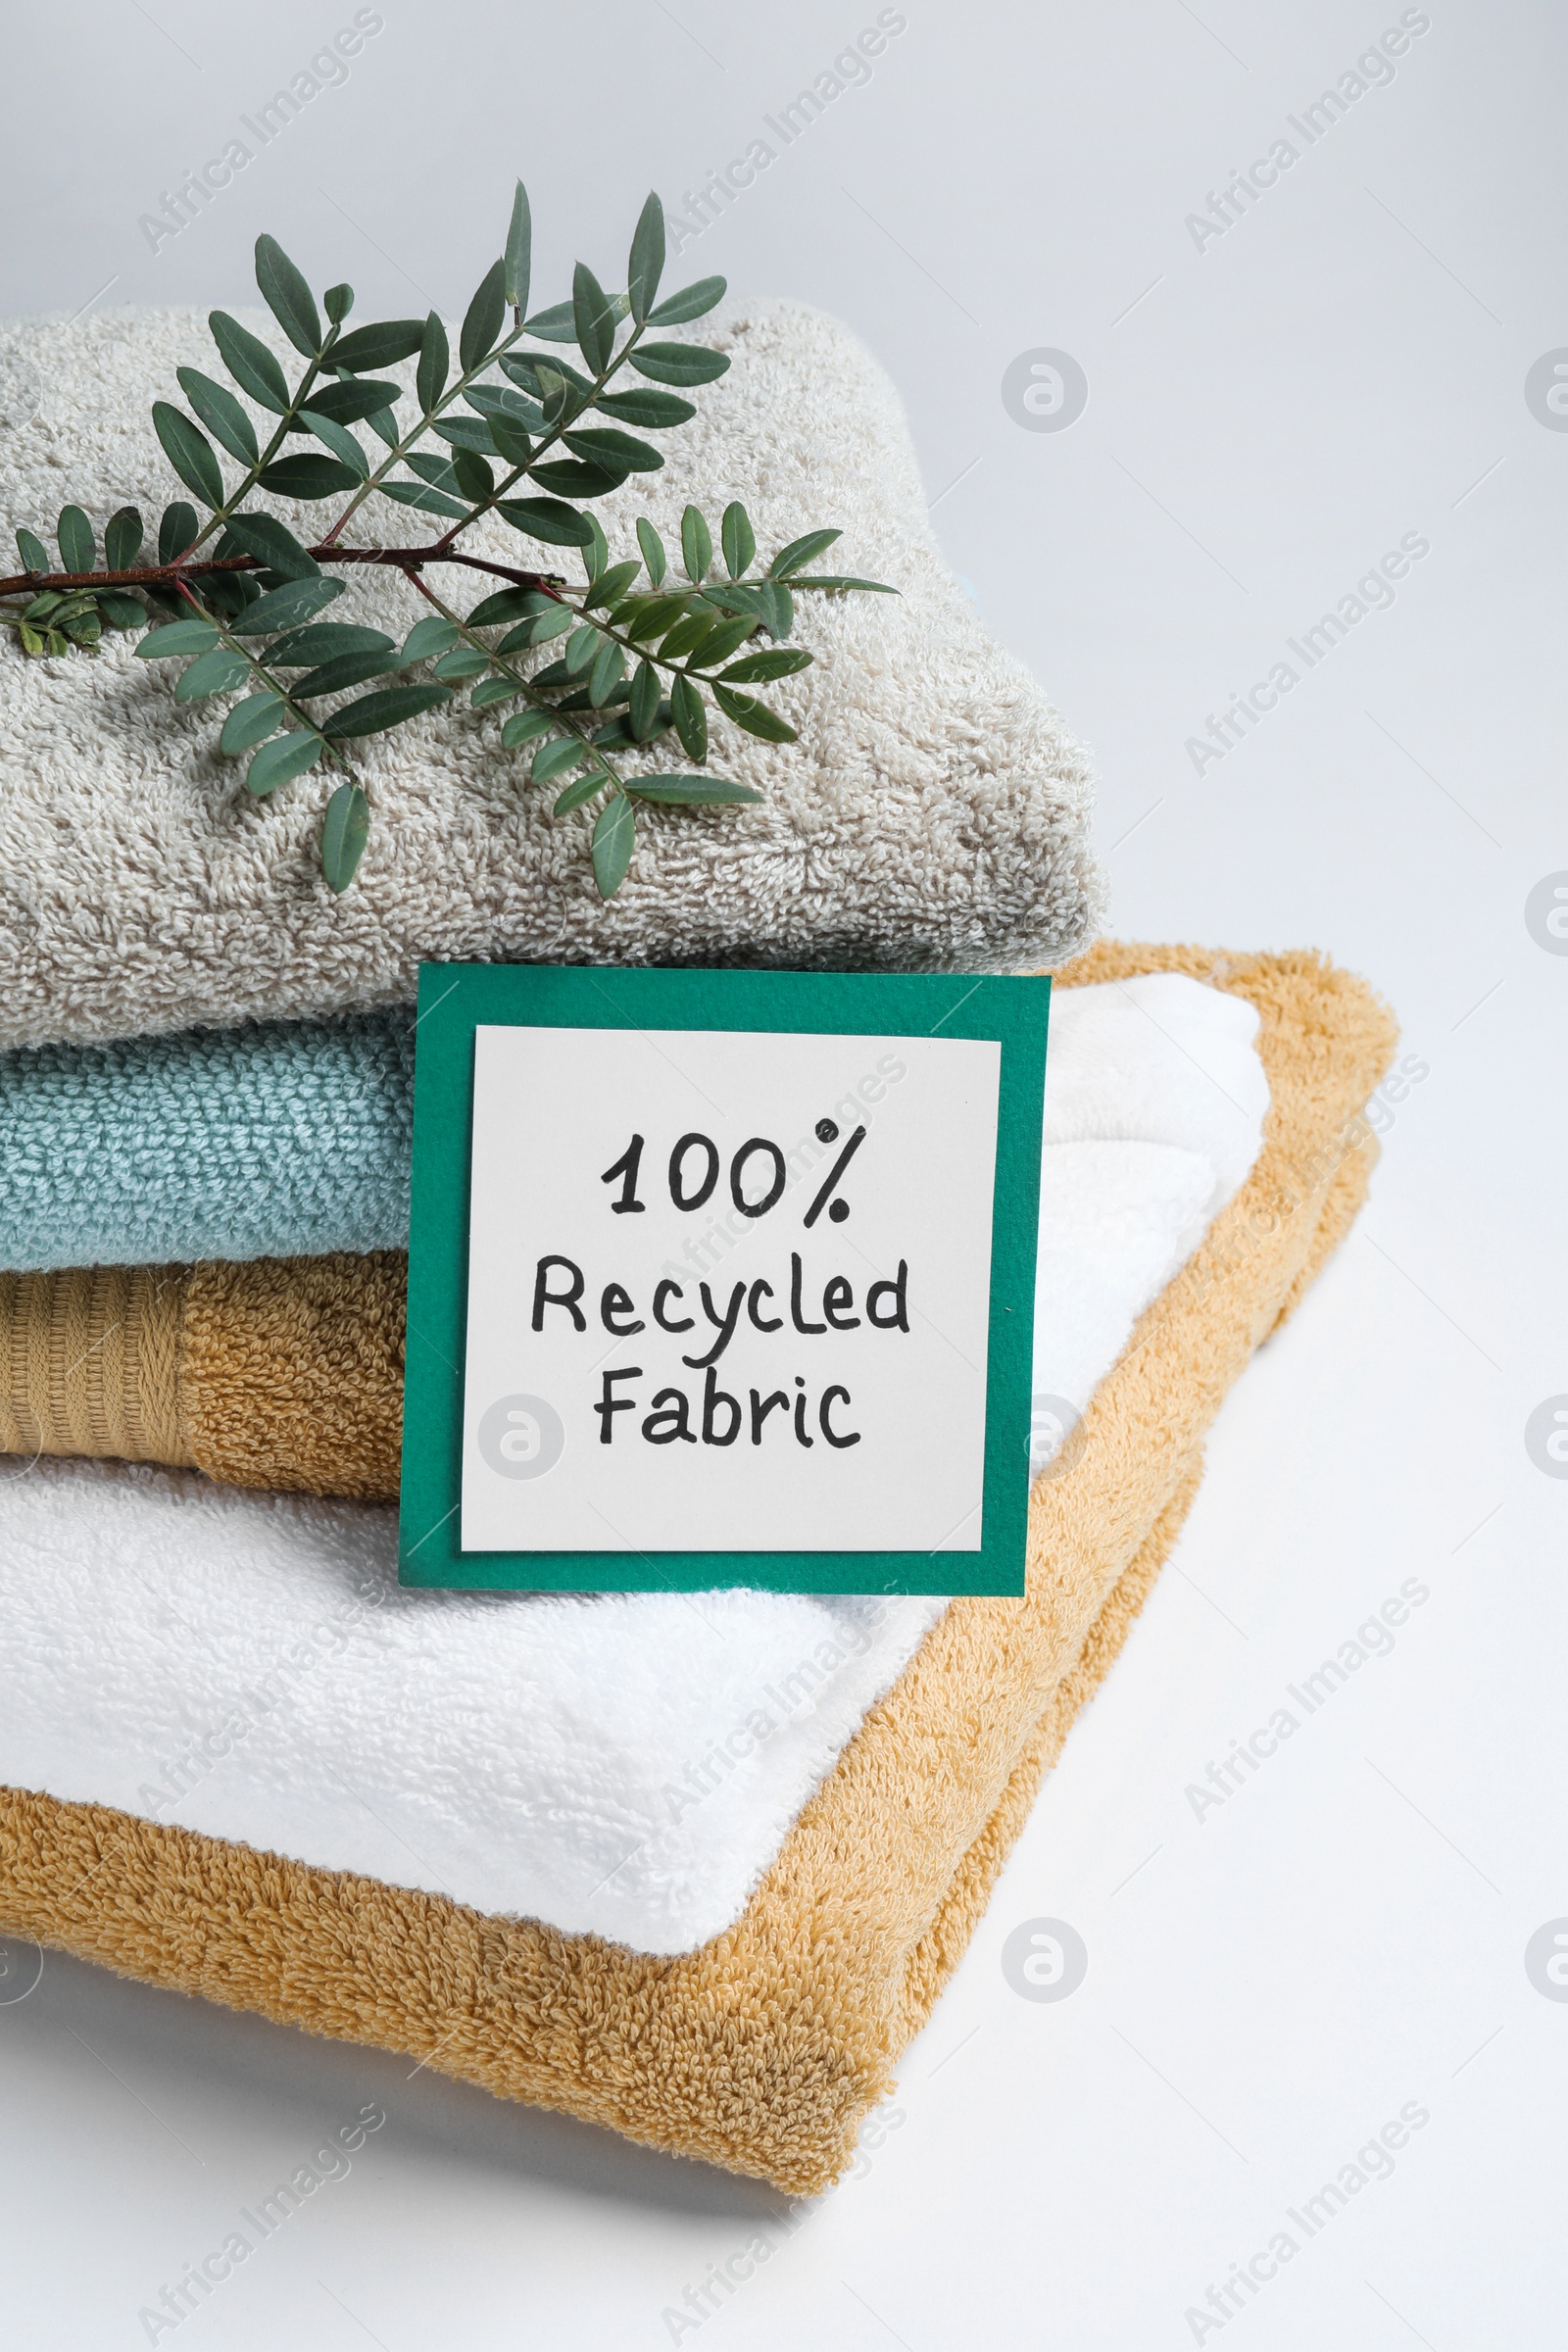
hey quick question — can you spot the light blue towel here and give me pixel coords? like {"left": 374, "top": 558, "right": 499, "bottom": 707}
{"left": 0, "top": 1011, "right": 415, "bottom": 1270}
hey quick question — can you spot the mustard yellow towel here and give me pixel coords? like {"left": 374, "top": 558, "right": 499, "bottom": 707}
{"left": 0, "top": 1250, "right": 406, "bottom": 1499}
{"left": 0, "top": 946, "right": 1394, "bottom": 2193}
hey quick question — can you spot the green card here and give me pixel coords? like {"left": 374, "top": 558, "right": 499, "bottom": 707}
{"left": 399, "top": 964, "right": 1050, "bottom": 1595}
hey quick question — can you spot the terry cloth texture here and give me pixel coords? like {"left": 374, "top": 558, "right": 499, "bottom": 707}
{"left": 0, "top": 946, "right": 1396, "bottom": 2192}
{"left": 0, "top": 976, "right": 1267, "bottom": 1496}
{"left": 0, "top": 982, "right": 1268, "bottom": 1955}
{"left": 0, "top": 301, "right": 1104, "bottom": 1052}
{"left": 0, "top": 1011, "right": 413, "bottom": 1270}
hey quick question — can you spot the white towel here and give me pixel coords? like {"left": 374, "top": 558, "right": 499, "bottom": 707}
{"left": 0, "top": 976, "right": 1266, "bottom": 1956}
{"left": 1029, "top": 972, "right": 1268, "bottom": 1473}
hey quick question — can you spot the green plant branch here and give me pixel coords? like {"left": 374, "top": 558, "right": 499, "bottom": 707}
{"left": 169, "top": 576, "right": 348, "bottom": 770}
{"left": 0, "top": 549, "right": 565, "bottom": 602}
{"left": 426, "top": 313, "right": 651, "bottom": 556}
{"left": 180, "top": 331, "right": 339, "bottom": 564}
{"left": 401, "top": 565, "right": 621, "bottom": 803}
{"left": 316, "top": 312, "right": 549, "bottom": 549}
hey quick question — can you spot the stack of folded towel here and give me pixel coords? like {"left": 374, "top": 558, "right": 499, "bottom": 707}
{"left": 0, "top": 295, "right": 1396, "bottom": 2193}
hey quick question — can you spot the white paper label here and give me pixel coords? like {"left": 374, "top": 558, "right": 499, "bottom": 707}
{"left": 460, "top": 1025, "right": 1000, "bottom": 1553}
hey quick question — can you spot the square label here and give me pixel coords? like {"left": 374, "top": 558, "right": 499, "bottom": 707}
{"left": 461, "top": 1025, "right": 1001, "bottom": 1554}
{"left": 399, "top": 965, "right": 1049, "bottom": 1595}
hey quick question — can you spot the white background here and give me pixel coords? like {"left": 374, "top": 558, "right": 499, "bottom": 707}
{"left": 462, "top": 1026, "right": 999, "bottom": 1554}
{"left": 3, "top": 4, "right": 1565, "bottom": 2345}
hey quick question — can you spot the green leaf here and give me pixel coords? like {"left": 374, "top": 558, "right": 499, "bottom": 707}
{"left": 134, "top": 617, "right": 220, "bottom": 658}
{"left": 220, "top": 691, "right": 287, "bottom": 753}
{"left": 461, "top": 258, "right": 508, "bottom": 374}
{"left": 589, "top": 638, "right": 625, "bottom": 705}
{"left": 328, "top": 318, "right": 425, "bottom": 371}
{"left": 565, "top": 624, "right": 602, "bottom": 676}
{"left": 599, "top": 386, "right": 698, "bottom": 429}
{"left": 298, "top": 411, "right": 369, "bottom": 478}
{"left": 320, "top": 682, "right": 452, "bottom": 738}
{"left": 324, "top": 282, "right": 355, "bottom": 325}
{"left": 530, "top": 458, "right": 626, "bottom": 498}
{"left": 553, "top": 768, "right": 607, "bottom": 814}
{"left": 501, "top": 604, "right": 574, "bottom": 652}
{"left": 488, "top": 415, "right": 535, "bottom": 470}
{"left": 103, "top": 507, "right": 144, "bottom": 571}
{"left": 174, "top": 644, "right": 252, "bottom": 701}
{"left": 256, "top": 453, "right": 360, "bottom": 500}
{"left": 564, "top": 425, "right": 663, "bottom": 474}
{"left": 431, "top": 416, "right": 499, "bottom": 455}
{"left": 502, "top": 706, "right": 556, "bottom": 748}
{"left": 65, "top": 610, "right": 103, "bottom": 647}
{"left": 648, "top": 276, "right": 726, "bottom": 324}
{"left": 685, "top": 614, "right": 758, "bottom": 669}
{"left": 201, "top": 574, "right": 253, "bottom": 620}
{"left": 497, "top": 496, "right": 593, "bottom": 547}
{"left": 468, "top": 379, "right": 546, "bottom": 423}
{"left": 416, "top": 312, "right": 450, "bottom": 415}
{"left": 377, "top": 478, "right": 469, "bottom": 520}
{"left": 175, "top": 367, "right": 260, "bottom": 466}
{"left": 522, "top": 299, "right": 578, "bottom": 343}
{"left": 229, "top": 575, "right": 343, "bottom": 635}
{"left": 151, "top": 405, "right": 223, "bottom": 507}
{"left": 680, "top": 505, "right": 711, "bottom": 583}
{"left": 267, "top": 621, "right": 397, "bottom": 666}
{"left": 55, "top": 506, "right": 95, "bottom": 574}
{"left": 401, "top": 615, "right": 462, "bottom": 662}
{"left": 613, "top": 591, "right": 687, "bottom": 642}
{"left": 497, "top": 346, "right": 572, "bottom": 400}
{"left": 15, "top": 526, "right": 50, "bottom": 573}
{"left": 531, "top": 735, "right": 590, "bottom": 782}
{"left": 221, "top": 511, "right": 318, "bottom": 578}
{"left": 451, "top": 447, "right": 495, "bottom": 505}
{"left": 657, "top": 610, "right": 713, "bottom": 662}
{"left": 571, "top": 263, "right": 616, "bottom": 374}
{"left": 581, "top": 560, "right": 641, "bottom": 612}
{"left": 209, "top": 311, "right": 290, "bottom": 413}
{"left": 255, "top": 233, "right": 321, "bottom": 358}
{"left": 592, "top": 792, "right": 636, "bottom": 897}
{"left": 463, "top": 587, "right": 548, "bottom": 629}
{"left": 95, "top": 592, "right": 147, "bottom": 630}
{"left": 720, "top": 502, "right": 755, "bottom": 580}
{"left": 320, "top": 781, "right": 370, "bottom": 893}
{"left": 670, "top": 672, "right": 707, "bottom": 761}
{"left": 718, "top": 645, "right": 812, "bottom": 683}
{"left": 753, "top": 578, "right": 795, "bottom": 638}
{"left": 628, "top": 660, "right": 662, "bottom": 742}
{"left": 247, "top": 729, "right": 323, "bottom": 798}
{"left": 469, "top": 675, "right": 524, "bottom": 708}
{"left": 630, "top": 343, "right": 730, "bottom": 387}
{"left": 304, "top": 376, "right": 402, "bottom": 426}
{"left": 769, "top": 528, "right": 842, "bottom": 579}
{"left": 504, "top": 180, "right": 532, "bottom": 314}
{"left": 639, "top": 513, "right": 672, "bottom": 585}
{"left": 713, "top": 682, "right": 798, "bottom": 742}
{"left": 292, "top": 649, "right": 407, "bottom": 697}
{"left": 791, "top": 573, "right": 899, "bottom": 594}
{"left": 430, "top": 647, "right": 489, "bottom": 680}
{"left": 627, "top": 775, "right": 761, "bottom": 805}
{"left": 627, "top": 191, "right": 665, "bottom": 324}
